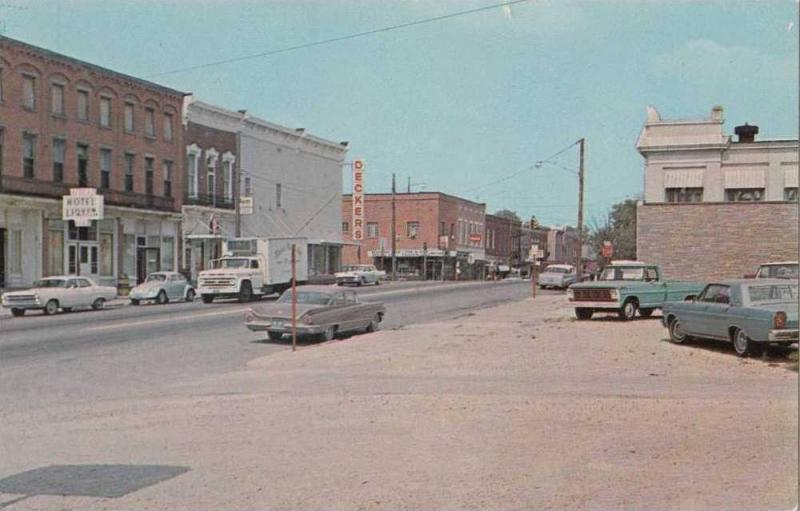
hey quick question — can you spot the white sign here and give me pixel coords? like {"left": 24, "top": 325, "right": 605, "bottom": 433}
{"left": 352, "top": 160, "right": 365, "bottom": 240}
{"left": 368, "top": 248, "right": 454, "bottom": 258}
{"left": 239, "top": 197, "right": 254, "bottom": 215}
{"left": 62, "top": 188, "right": 103, "bottom": 227}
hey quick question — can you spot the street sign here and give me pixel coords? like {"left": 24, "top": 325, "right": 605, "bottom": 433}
{"left": 352, "top": 159, "right": 365, "bottom": 240}
{"left": 62, "top": 188, "right": 103, "bottom": 227}
{"left": 239, "top": 197, "right": 254, "bottom": 215}
{"left": 602, "top": 240, "right": 613, "bottom": 258}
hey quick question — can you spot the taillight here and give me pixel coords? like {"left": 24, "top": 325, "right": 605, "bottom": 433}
{"left": 774, "top": 311, "right": 787, "bottom": 329}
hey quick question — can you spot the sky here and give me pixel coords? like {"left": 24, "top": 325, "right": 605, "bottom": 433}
{"left": 2, "top": 0, "right": 797, "bottom": 226}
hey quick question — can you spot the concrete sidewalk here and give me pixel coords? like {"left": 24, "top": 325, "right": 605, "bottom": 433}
{"left": 0, "top": 295, "right": 796, "bottom": 510}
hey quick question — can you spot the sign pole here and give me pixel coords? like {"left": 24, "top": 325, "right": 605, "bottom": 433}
{"left": 291, "top": 244, "right": 297, "bottom": 352}
{"left": 532, "top": 259, "right": 537, "bottom": 299}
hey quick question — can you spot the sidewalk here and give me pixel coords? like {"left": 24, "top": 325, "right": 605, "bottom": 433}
{"left": 0, "top": 295, "right": 796, "bottom": 510}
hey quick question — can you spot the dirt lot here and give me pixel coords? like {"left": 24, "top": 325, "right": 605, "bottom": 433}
{"left": 1, "top": 295, "right": 796, "bottom": 510}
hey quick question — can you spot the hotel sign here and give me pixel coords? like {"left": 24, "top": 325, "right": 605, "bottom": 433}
{"left": 63, "top": 188, "right": 103, "bottom": 227}
{"left": 352, "top": 159, "right": 365, "bottom": 240}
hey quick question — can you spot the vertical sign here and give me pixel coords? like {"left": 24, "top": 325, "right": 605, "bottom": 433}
{"left": 352, "top": 160, "right": 365, "bottom": 240}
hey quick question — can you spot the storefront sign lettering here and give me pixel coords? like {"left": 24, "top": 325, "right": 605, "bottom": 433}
{"left": 352, "top": 160, "right": 365, "bottom": 240}
{"left": 63, "top": 188, "right": 103, "bottom": 227}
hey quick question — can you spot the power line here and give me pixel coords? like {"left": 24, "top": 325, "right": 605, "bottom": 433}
{"left": 146, "top": 0, "right": 530, "bottom": 78}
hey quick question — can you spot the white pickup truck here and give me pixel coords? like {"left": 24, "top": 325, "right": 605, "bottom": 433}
{"left": 197, "top": 237, "right": 308, "bottom": 303}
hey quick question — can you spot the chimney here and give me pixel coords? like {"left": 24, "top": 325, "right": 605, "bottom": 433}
{"left": 734, "top": 123, "right": 759, "bottom": 143}
{"left": 711, "top": 105, "right": 724, "bottom": 122}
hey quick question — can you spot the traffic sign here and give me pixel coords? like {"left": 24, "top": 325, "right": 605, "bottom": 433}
{"left": 239, "top": 197, "right": 254, "bottom": 215}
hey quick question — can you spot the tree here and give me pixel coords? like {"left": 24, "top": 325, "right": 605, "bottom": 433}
{"left": 589, "top": 199, "right": 637, "bottom": 261}
{"left": 493, "top": 209, "right": 521, "bottom": 223}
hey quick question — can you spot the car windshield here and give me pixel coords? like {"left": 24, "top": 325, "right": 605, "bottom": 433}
{"left": 746, "top": 283, "right": 799, "bottom": 303}
{"left": 218, "top": 259, "right": 250, "bottom": 269}
{"left": 544, "top": 267, "right": 570, "bottom": 274}
{"left": 277, "top": 291, "right": 332, "bottom": 305}
{"left": 757, "top": 264, "right": 798, "bottom": 279}
{"left": 599, "top": 267, "right": 644, "bottom": 281}
{"left": 147, "top": 274, "right": 167, "bottom": 282}
{"left": 32, "top": 279, "right": 67, "bottom": 288}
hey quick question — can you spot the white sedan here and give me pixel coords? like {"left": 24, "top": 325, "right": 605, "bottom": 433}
{"left": 1, "top": 276, "right": 117, "bottom": 317}
{"left": 335, "top": 264, "right": 385, "bottom": 286}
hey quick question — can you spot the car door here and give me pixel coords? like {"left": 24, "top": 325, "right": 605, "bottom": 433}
{"left": 638, "top": 267, "right": 665, "bottom": 308}
{"left": 76, "top": 278, "right": 95, "bottom": 307}
{"left": 166, "top": 274, "right": 182, "bottom": 299}
{"left": 59, "top": 278, "right": 80, "bottom": 307}
{"left": 693, "top": 284, "right": 731, "bottom": 338}
{"left": 678, "top": 285, "right": 710, "bottom": 335}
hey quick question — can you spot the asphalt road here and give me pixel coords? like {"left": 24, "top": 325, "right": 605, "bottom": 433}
{"left": 0, "top": 279, "right": 557, "bottom": 413}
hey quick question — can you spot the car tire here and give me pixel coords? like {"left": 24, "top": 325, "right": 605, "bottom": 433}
{"left": 92, "top": 298, "right": 105, "bottom": 311}
{"left": 43, "top": 299, "right": 59, "bottom": 315}
{"left": 201, "top": 295, "right": 214, "bottom": 304}
{"left": 619, "top": 300, "right": 637, "bottom": 321}
{"left": 375, "top": 280, "right": 380, "bottom": 286}
{"left": 131, "top": 299, "right": 140, "bottom": 306}
{"left": 732, "top": 328, "right": 758, "bottom": 357}
{"left": 639, "top": 308, "right": 655, "bottom": 318}
{"left": 267, "top": 331, "right": 283, "bottom": 341}
{"left": 668, "top": 317, "right": 689, "bottom": 344}
{"left": 186, "top": 289, "right": 196, "bottom": 302}
{"left": 238, "top": 281, "right": 253, "bottom": 303}
{"left": 157, "top": 290, "right": 168, "bottom": 305}
{"left": 366, "top": 314, "right": 380, "bottom": 333}
{"left": 10, "top": 308, "right": 25, "bottom": 317}
{"left": 358, "top": 278, "right": 364, "bottom": 287}
{"left": 321, "top": 325, "right": 337, "bottom": 342}
{"left": 575, "top": 308, "right": 593, "bottom": 320}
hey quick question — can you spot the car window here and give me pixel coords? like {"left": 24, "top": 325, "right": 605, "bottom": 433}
{"left": 77, "top": 279, "right": 92, "bottom": 288}
{"left": 345, "top": 291, "right": 358, "bottom": 305}
{"left": 147, "top": 274, "right": 167, "bottom": 282}
{"left": 644, "top": 268, "right": 658, "bottom": 281}
{"left": 332, "top": 292, "right": 347, "bottom": 306}
{"left": 250, "top": 260, "right": 259, "bottom": 269}
{"left": 277, "top": 291, "right": 332, "bottom": 305}
{"left": 747, "top": 283, "right": 799, "bottom": 303}
{"left": 66, "top": 279, "right": 78, "bottom": 289}
{"left": 700, "top": 284, "right": 730, "bottom": 304}
{"left": 33, "top": 279, "right": 66, "bottom": 288}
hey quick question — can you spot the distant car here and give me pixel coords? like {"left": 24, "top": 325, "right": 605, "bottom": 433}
{"left": 335, "top": 264, "right": 385, "bottom": 286}
{"left": 1, "top": 276, "right": 117, "bottom": 317}
{"left": 129, "top": 271, "right": 195, "bottom": 305}
{"left": 754, "top": 261, "right": 798, "bottom": 280}
{"left": 662, "top": 279, "right": 798, "bottom": 357}
{"left": 244, "top": 285, "right": 386, "bottom": 341}
{"left": 538, "top": 264, "right": 577, "bottom": 289}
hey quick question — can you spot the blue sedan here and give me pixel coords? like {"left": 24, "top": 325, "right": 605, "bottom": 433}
{"left": 662, "top": 279, "right": 798, "bottom": 357}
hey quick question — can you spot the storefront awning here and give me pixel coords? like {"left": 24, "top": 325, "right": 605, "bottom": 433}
{"left": 186, "top": 234, "right": 225, "bottom": 240}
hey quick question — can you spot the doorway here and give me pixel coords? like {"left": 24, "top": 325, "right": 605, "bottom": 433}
{"left": 67, "top": 242, "right": 98, "bottom": 277}
{"left": 136, "top": 246, "right": 160, "bottom": 284}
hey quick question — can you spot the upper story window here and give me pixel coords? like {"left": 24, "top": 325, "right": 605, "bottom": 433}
{"left": 665, "top": 187, "right": 703, "bottom": 203}
{"left": 144, "top": 108, "right": 155, "bottom": 137}
{"left": 124, "top": 153, "right": 135, "bottom": 192}
{"left": 100, "top": 149, "right": 111, "bottom": 189}
{"left": 243, "top": 175, "right": 252, "bottom": 197}
{"left": 342, "top": 222, "right": 349, "bottom": 233}
{"left": 222, "top": 159, "right": 232, "bottom": 201}
{"left": 163, "top": 160, "right": 173, "bottom": 198}
{"left": 0, "top": 67, "right": 4, "bottom": 102}
{"left": 124, "top": 102, "right": 134, "bottom": 132}
{"left": 785, "top": 188, "right": 798, "bottom": 202}
{"left": 187, "top": 151, "right": 198, "bottom": 198}
{"left": 77, "top": 144, "right": 89, "bottom": 187}
{"left": 163, "top": 113, "right": 173, "bottom": 142}
{"left": 22, "top": 75, "right": 36, "bottom": 110}
{"left": 52, "top": 139, "right": 65, "bottom": 182}
{"left": 367, "top": 222, "right": 379, "bottom": 238}
{"left": 407, "top": 221, "right": 419, "bottom": 239}
{"left": 77, "top": 90, "right": 89, "bottom": 121}
{"left": 22, "top": 133, "right": 36, "bottom": 178}
{"left": 275, "top": 183, "right": 282, "bottom": 208}
{"left": 50, "top": 83, "right": 64, "bottom": 115}
{"left": 99, "top": 97, "right": 111, "bottom": 128}
{"left": 725, "top": 188, "right": 764, "bottom": 202}
{"left": 145, "top": 157, "right": 155, "bottom": 195}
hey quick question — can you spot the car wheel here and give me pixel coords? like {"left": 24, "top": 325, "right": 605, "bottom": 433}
{"left": 575, "top": 308, "right": 593, "bottom": 320}
{"left": 732, "top": 328, "right": 759, "bottom": 357}
{"left": 619, "top": 300, "right": 637, "bottom": 321}
{"left": 156, "top": 290, "right": 168, "bottom": 305}
{"left": 668, "top": 317, "right": 689, "bottom": 344}
{"left": 639, "top": 308, "right": 655, "bottom": 318}
{"left": 375, "top": 279, "right": 380, "bottom": 286}
{"left": 366, "top": 314, "right": 380, "bottom": 333}
{"left": 358, "top": 278, "right": 364, "bottom": 287}
{"left": 321, "top": 325, "right": 337, "bottom": 342}
{"left": 131, "top": 299, "right": 140, "bottom": 306}
{"left": 43, "top": 299, "right": 59, "bottom": 315}
{"left": 10, "top": 308, "right": 25, "bottom": 317}
{"left": 201, "top": 295, "right": 214, "bottom": 304}
{"left": 186, "top": 289, "right": 196, "bottom": 302}
{"left": 92, "top": 298, "right": 106, "bottom": 311}
{"left": 267, "top": 331, "right": 283, "bottom": 341}
{"left": 239, "top": 281, "right": 253, "bottom": 303}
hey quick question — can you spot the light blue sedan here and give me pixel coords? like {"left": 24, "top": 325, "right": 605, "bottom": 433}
{"left": 129, "top": 272, "right": 195, "bottom": 305}
{"left": 662, "top": 279, "right": 798, "bottom": 357}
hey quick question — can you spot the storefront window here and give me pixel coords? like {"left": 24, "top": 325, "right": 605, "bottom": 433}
{"left": 9, "top": 230, "right": 22, "bottom": 275}
{"left": 161, "top": 236, "right": 174, "bottom": 271}
{"left": 48, "top": 228, "right": 64, "bottom": 276}
{"left": 100, "top": 233, "right": 113, "bottom": 276}
{"left": 122, "top": 234, "right": 136, "bottom": 280}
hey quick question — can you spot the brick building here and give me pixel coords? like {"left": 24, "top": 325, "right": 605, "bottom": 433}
{"left": 0, "top": 36, "right": 185, "bottom": 288}
{"left": 341, "top": 192, "right": 486, "bottom": 280}
{"left": 484, "top": 214, "right": 521, "bottom": 276}
{"left": 636, "top": 105, "right": 799, "bottom": 280}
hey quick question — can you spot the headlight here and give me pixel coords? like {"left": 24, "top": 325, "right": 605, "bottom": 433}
{"left": 774, "top": 311, "right": 787, "bottom": 329}
{"left": 301, "top": 315, "right": 313, "bottom": 325}
{"left": 566, "top": 289, "right": 574, "bottom": 300}
{"left": 610, "top": 289, "right": 619, "bottom": 300}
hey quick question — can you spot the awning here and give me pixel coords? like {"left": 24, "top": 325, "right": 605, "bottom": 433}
{"left": 724, "top": 169, "right": 765, "bottom": 188}
{"left": 785, "top": 167, "right": 799, "bottom": 188}
{"left": 186, "top": 234, "right": 224, "bottom": 240}
{"left": 663, "top": 169, "right": 704, "bottom": 188}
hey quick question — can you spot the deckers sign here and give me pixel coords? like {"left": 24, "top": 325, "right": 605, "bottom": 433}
{"left": 63, "top": 188, "right": 104, "bottom": 227}
{"left": 352, "top": 159, "right": 365, "bottom": 240}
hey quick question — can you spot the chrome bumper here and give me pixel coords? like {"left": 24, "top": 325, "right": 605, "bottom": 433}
{"left": 568, "top": 301, "right": 621, "bottom": 309}
{"left": 2, "top": 300, "right": 42, "bottom": 309}
{"left": 245, "top": 320, "right": 324, "bottom": 335}
{"left": 768, "top": 329, "right": 799, "bottom": 342}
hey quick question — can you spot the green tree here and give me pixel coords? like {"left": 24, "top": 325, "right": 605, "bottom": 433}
{"left": 589, "top": 199, "right": 637, "bottom": 261}
{"left": 493, "top": 209, "right": 521, "bottom": 223}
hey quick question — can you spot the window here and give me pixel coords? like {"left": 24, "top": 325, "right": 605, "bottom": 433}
{"left": 99, "top": 97, "right": 111, "bottom": 128}
{"left": 276, "top": 183, "right": 282, "bottom": 208}
{"left": 77, "top": 90, "right": 89, "bottom": 121}
{"left": 100, "top": 149, "right": 111, "bottom": 189}
{"left": 0, "top": 67, "right": 4, "bottom": 102}
{"left": 244, "top": 175, "right": 252, "bottom": 197}
{"left": 52, "top": 139, "right": 65, "bottom": 182}
{"left": 161, "top": 237, "right": 174, "bottom": 271}
{"left": 22, "top": 75, "right": 35, "bottom": 109}
{"left": 700, "top": 284, "right": 731, "bottom": 304}
{"left": 124, "top": 102, "right": 134, "bottom": 132}
{"left": 77, "top": 144, "right": 88, "bottom": 186}
{"left": 367, "top": 222, "right": 379, "bottom": 238}
{"left": 342, "top": 222, "right": 349, "bottom": 233}
{"left": 207, "top": 156, "right": 216, "bottom": 199}
{"left": 124, "top": 153, "right": 134, "bottom": 192}
{"left": 144, "top": 107, "right": 155, "bottom": 137}
{"left": 665, "top": 187, "right": 703, "bottom": 203}
{"left": 725, "top": 188, "right": 764, "bottom": 202}
{"left": 163, "top": 113, "right": 173, "bottom": 141}
{"left": 163, "top": 160, "right": 173, "bottom": 197}
{"left": 51, "top": 83, "right": 64, "bottom": 115}
{"left": 187, "top": 153, "right": 198, "bottom": 197}
{"left": 9, "top": 230, "right": 22, "bottom": 275}
{"left": 785, "top": 187, "right": 798, "bottom": 201}
{"left": 145, "top": 157, "right": 154, "bottom": 195}
{"left": 407, "top": 221, "right": 419, "bottom": 239}
{"left": 222, "top": 160, "right": 232, "bottom": 201}
{"left": 0, "top": 129, "right": 4, "bottom": 177}
{"left": 22, "top": 133, "right": 36, "bottom": 178}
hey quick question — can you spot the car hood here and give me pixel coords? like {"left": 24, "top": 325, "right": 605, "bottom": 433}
{"left": 251, "top": 302, "right": 324, "bottom": 318}
{"left": 570, "top": 281, "right": 630, "bottom": 289}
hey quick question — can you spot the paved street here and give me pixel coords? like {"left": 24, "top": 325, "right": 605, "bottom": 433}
{"left": 0, "top": 279, "right": 549, "bottom": 413}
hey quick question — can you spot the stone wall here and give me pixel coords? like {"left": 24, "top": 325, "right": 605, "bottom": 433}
{"left": 637, "top": 202, "right": 798, "bottom": 281}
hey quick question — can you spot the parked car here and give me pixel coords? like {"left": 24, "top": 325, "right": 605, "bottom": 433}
{"left": 335, "top": 264, "right": 385, "bottom": 286}
{"left": 1, "top": 276, "right": 117, "bottom": 317}
{"left": 129, "top": 271, "right": 195, "bottom": 305}
{"left": 662, "top": 279, "right": 798, "bottom": 357}
{"left": 538, "top": 264, "right": 577, "bottom": 289}
{"left": 753, "top": 261, "right": 798, "bottom": 280}
{"left": 244, "top": 285, "right": 386, "bottom": 341}
{"left": 567, "top": 260, "right": 705, "bottom": 320}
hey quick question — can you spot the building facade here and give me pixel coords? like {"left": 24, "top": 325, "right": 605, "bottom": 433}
{"left": 0, "top": 36, "right": 185, "bottom": 289}
{"left": 341, "top": 192, "right": 487, "bottom": 280}
{"left": 636, "top": 105, "right": 799, "bottom": 280}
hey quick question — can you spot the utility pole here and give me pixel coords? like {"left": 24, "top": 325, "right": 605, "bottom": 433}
{"left": 234, "top": 128, "right": 242, "bottom": 237}
{"left": 391, "top": 173, "right": 397, "bottom": 281}
{"left": 407, "top": 176, "right": 411, "bottom": 194}
{"left": 576, "top": 137, "right": 585, "bottom": 281}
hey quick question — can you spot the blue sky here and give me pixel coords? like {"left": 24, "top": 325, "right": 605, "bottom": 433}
{"left": 3, "top": 0, "right": 797, "bottom": 226}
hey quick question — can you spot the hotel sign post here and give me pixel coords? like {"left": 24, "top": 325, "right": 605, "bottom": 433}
{"left": 352, "top": 160, "right": 365, "bottom": 261}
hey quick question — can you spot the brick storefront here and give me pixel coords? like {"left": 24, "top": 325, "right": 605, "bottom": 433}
{"left": 637, "top": 202, "right": 798, "bottom": 281}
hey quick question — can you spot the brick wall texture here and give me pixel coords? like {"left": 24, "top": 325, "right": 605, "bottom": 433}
{"left": 637, "top": 202, "right": 798, "bottom": 281}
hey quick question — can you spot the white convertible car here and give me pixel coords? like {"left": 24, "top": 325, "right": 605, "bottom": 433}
{"left": 1, "top": 276, "right": 117, "bottom": 317}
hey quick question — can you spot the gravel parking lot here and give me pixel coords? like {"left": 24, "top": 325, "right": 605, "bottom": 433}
{"left": 0, "top": 295, "right": 796, "bottom": 510}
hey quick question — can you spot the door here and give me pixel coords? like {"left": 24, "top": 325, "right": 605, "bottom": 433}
{"left": 79, "top": 246, "right": 91, "bottom": 276}
{"left": 691, "top": 284, "right": 731, "bottom": 338}
{"left": 76, "top": 278, "right": 94, "bottom": 307}
{"left": 167, "top": 274, "right": 184, "bottom": 299}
